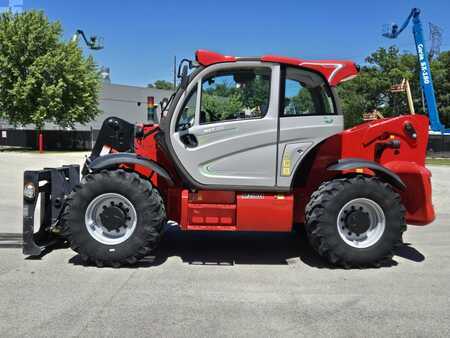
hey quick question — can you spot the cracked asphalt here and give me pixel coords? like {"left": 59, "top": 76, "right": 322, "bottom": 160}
{"left": 0, "top": 152, "right": 449, "bottom": 337}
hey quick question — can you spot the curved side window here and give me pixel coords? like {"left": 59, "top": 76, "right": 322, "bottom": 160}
{"left": 175, "top": 86, "right": 198, "bottom": 131}
{"left": 283, "top": 67, "right": 335, "bottom": 116}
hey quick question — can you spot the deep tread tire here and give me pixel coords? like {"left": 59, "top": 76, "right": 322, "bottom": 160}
{"left": 62, "top": 169, "right": 166, "bottom": 267}
{"left": 305, "top": 175, "right": 406, "bottom": 268}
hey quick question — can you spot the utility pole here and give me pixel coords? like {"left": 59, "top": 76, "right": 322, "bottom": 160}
{"left": 429, "top": 22, "right": 443, "bottom": 60}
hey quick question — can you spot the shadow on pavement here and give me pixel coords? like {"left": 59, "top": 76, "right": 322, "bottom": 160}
{"left": 0, "top": 233, "right": 22, "bottom": 248}
{"left": 394, "top": 242, "right": 425, "bottom": 262}
{"left": 66, "top": 225, "right": 426, "bottom": 269}
{"left": 24, "top": 240, "right": 70, "bottom": 260}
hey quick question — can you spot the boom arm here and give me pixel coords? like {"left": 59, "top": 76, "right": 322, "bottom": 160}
{"left": 384, "top": 8, "right": 448, "bottom": 133}
{"left": 71, "top": 30, "right": 104, "bottom": 50}
{"left": 382, "top": 8, "right": 417, "bottom": 39}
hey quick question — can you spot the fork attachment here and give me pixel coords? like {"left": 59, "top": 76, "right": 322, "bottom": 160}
{"left": 23, "top": 165, "right": 80, "bottom": 256}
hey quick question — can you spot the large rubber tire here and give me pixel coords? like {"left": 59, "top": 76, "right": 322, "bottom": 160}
{"left": 62, "top": 169, "right": 166, "bottom": 267}
{"left": 305, "top": 175, "right": 406, "bottom": 268}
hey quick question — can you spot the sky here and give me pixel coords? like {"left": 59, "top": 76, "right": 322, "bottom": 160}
{"left": 12, "top": 0, "right": 450, "bottom": 87}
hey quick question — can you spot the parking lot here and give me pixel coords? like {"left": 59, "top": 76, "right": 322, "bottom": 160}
{"left": 0, "top": 151, "right": 449, "bottom": 337}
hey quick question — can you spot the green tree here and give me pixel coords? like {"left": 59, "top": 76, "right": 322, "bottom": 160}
{"left": 201, "top": 93, "right": 242, "bottom": 121}
{"left": 148, "top": 80, "right": 174, "bottom": 90}
{"left": 339, "top": 47, "right": 410, "bottom": 127}
{"left": 291, "top": 88, "right": 315, "bottom": 114}
{"left": 238, "top": 76, "right": 270, "bottom": 109}
{"left": 432, "top": 51, "right": 450, "bottom": 127}
{"left": 201, "top": 72, "right": 271, "bottom": 121}
{"left": 339, "top": 46, "right": 450, "bottom": 128}
{"left": 0, "top": 11, "right": 101, "bottom": 129}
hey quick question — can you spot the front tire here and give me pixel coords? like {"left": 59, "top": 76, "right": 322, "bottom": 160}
{"left": 62, "top": 169, "right": 166, "bottom": 267}
{"left": 305, "top": 175, "right": 406, "bottom": 268}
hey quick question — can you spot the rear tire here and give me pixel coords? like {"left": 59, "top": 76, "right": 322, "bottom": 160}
{"left": 305, "top": 175, "right": 406, "bottom": 268}
{"left": 62, "top": 169, "right": 166, "bottom": 267}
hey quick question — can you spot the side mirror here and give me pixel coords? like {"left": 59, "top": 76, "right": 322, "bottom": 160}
{"left": 180, "top": 65, "right": 189, "bottom": 89}
{"left": 153, "top": 104, "right": 163, "bottom": 123}
{"left": 160, "top": 97, "right": 169, "bottom": 112}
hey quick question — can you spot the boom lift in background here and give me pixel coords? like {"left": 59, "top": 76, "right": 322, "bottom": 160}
{"left": 383, "top": 8, "right": 450, "bottom": 134}
{"left": 71, "top": 29, "right": 104, "bottom": 50}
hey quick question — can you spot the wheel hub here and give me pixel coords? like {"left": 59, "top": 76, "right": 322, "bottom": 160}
{"left": 344, "top": 210, "right": 371, "bottom": 235}
{"left": 337, "top": 198, "right": 386, "bottom": 249}
{"left": 85, "top": 193, "right": 137, "bottom": 245}
{"left": 99, "top": 204, "right": 127, "bottom": 231}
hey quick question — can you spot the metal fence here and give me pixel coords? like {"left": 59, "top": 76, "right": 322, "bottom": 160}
{"left": 0, "top": 129, "right": 99, "bottom": 150}
{"left": 2, "top": 128, "right": 450, "bottom": 157}
{"left": 428, "top": 134, "right": 450, "bottom": 158}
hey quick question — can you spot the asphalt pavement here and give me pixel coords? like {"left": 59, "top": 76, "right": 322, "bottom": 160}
{"left": 0, "top": 151, "right": 449, "bottom": 337}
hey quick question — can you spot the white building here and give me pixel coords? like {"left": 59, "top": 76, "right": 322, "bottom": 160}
{"left": 87, "top": 83, "right": 172, "bottom": 130}
{"left": 0, "top": 83, "right": 172, "bottom": 130}
{"left": 0, "top": 83, "right": 173, "bottom": 149}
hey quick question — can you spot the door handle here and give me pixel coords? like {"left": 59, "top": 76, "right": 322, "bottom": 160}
{"left": 180, "top": 134, "right": 198, "bottom": 148}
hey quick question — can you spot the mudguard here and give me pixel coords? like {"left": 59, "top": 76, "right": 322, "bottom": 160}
{"left": 328, "top": 158, "right": 406, "bottom": 191}
{"left": 87, "top": 152, "right": 174, "bottom": 186}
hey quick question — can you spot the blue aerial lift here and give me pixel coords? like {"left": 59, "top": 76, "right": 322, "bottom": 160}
{"left": 383, "top": 8, "right": 450, "bottom": 134}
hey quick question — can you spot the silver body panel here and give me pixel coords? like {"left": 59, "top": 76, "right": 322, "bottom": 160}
{"left": 276, "top": 115, "right": 343, "bottom": 187}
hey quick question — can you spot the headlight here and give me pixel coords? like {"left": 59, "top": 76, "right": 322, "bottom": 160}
{"left": 24, "top": 182, "right": 36, "bottom": 200}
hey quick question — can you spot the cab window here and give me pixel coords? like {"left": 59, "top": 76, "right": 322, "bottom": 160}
{"left": 200, "top": 68, "right": 271, "bottom": 124}
{"left": 283, "top": 67, "right": 335, "bottom": 116}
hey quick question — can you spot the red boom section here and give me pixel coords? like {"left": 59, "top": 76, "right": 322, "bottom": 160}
{"left": 292, "top": 114, "right": 434, "bottom": 226}
{"left": 341, "top": 114, "right": 433, "bottom": 225}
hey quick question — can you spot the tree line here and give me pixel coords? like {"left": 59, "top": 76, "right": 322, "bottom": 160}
{"left": 339, "top": 46, "right": 450, "bottom": 128}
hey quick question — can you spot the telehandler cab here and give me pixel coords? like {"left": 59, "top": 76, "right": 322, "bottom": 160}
{"left": 23, "top": 50, "right": 435, "bottom": 268}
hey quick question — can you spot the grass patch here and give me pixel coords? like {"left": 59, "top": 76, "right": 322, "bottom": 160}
{"left": 426, "top": 158, "right": 450, "bottom": 165}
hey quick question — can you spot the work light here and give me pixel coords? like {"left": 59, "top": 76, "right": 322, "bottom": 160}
{"left": 23, "top": 182, "right": 36, "bottom": 200}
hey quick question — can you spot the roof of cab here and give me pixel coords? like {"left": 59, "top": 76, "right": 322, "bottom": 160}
{"left": 195, "top": 50, "right": 359, "bottom": 86}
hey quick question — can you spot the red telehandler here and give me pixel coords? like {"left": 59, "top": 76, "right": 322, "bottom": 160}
{"left": 22, "top": 50, "right": 435, "bottom": 268}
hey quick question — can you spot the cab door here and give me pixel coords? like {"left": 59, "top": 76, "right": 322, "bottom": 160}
{"left": 276, "top": 66, "right": 344, "bottom": 188}
{"left": 169, "top": 62, "right": 280, "bottom": 188}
